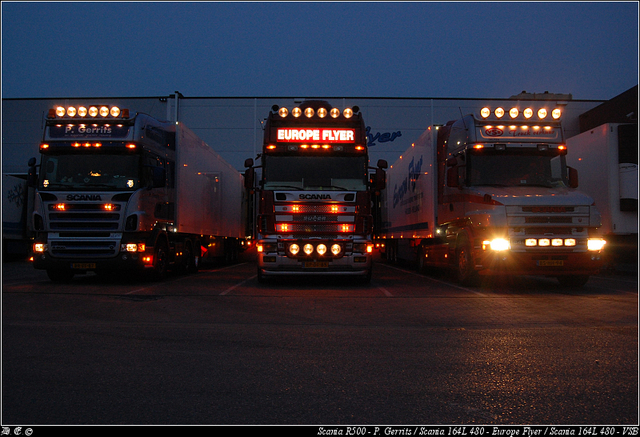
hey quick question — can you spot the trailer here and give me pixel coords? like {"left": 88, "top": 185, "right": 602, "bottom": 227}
{"left": 2, "top": 174, "right": 30, "bottom": 258}
{"left": 566, "top": 123, "right": 638, "bottom": 268}
{"left": 29, "top": 104, "right": 245, "bottom": 281}
{"left": 380, "top": 104, "right": 606, "bottom": 287}
{"left": 244, "top": 100, "right": 387, "bottom": 283}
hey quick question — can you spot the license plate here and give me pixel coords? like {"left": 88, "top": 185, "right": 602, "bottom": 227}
{"left": 304, "top": 262, "right": 329, "bottom": 268}
{"left": 537, "top": 260, "right": 564, "bottom": 267}
{"left": 72, "top": 263, "right": 96, "bottom": 270}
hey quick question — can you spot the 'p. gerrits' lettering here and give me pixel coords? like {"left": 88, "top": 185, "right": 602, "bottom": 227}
{"left": 66, "top": 194, "right": 102, "bottom": 201}
{"left": 299, "top": 194, "right": 331, "bottom": 200}
{"left": 66, "top": 125, "right": 112, "bottom": 135}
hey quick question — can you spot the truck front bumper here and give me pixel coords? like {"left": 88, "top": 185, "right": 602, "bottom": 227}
{"left": 258, "top": 253, "right": 372, "bottom": 277}
{"left": 32, "top": 251, "right": 152, "bottom": 273}
{"left": 473, "top": 249, "right": 605, "bottom": 277}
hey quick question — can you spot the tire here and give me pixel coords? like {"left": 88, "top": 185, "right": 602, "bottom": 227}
{"left": 456, "top": 244, "right": 479, "bottom": 286}
{"left": 47, "top": 268, "right": 74, "bottom": 283}
{"left": 417, "top": 247, "right": 426, "bottom": 273}
{"left": 557, "top": 275, "right": 589, "bottom": 288}
{"left": 181, "top": 241, "right": 198, "bottom": 274}
{"left": 362, "top": 268, "right": 372, "bottom": 284}
{"left": 151, "top": 239, "right": 169, "bottom": 281}
{"left": 257, "top": 267, "right": 266, "bottom": 284}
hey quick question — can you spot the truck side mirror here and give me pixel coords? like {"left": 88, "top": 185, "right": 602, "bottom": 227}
{"left": 244, "top": 158, "right": 254, "bottom": 168}
{"left": 374, "top": 168, "right": 386, "bottom": 191}
{"left": 568, "top": 166, "right": 579, "bottom": 188}
{"left": 244, "top": 167, "right": 255, "bottom": 190}
{"left": 27, "top": 157, "right": 37, "bottom": 188}
{"left": 373, "top": 160, "right": 387, "bottom": 191}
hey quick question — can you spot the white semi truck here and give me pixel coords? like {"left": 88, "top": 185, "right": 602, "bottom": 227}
{"left": 566, "top": 123, "right": 638, "bottom": 268}
{"left": 3, "top": 174, "right": 30, "bottom": 258}
{"left": 29, "top": 104, "right": 246, "bottom": 281}
{"left": 380, "top": 105, "right": 606, "bottom": 287}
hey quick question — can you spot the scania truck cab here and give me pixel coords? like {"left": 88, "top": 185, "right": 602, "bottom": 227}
{"left": 30, "top": 104, "right": 245, "bottom": 281}
{"left": 245, "top": 100, "right": 386, "bottom": 283}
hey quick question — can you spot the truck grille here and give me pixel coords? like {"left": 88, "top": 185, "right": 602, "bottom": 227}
{"left": 506, "top": 205, "right": 591, "bottom": 252}
{"left": 281, "top": 223, "right": 350, "bottom": 233}
{"left": 48, "top": 204, "right": 122, "bottom": 232}
{"left": 46, "top": 202, "right": 123, "bottom": 258}
{"left": 49, "top": 240, "right": 119, "bottom": 257}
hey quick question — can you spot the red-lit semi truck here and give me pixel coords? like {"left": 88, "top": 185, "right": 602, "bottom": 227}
{"left": 29, "top": 104, "right": 245, "bottom": 282}
{"left": 244, "top": 100, "right": 387, "bottom": 283}
{"left": 380, "top": 105, "right": 606, "bottom": 287}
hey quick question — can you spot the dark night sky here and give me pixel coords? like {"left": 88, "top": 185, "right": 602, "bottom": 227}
{"left": 2, "top": 1, "right": 638, "bottom": 100}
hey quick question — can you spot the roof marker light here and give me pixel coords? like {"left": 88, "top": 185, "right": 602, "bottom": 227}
{"left": 480, "top": 107, "right": 491, "bottom": 118}
{"left": 523, "top": 108, "right": 533, "bottom": 119}
{"left": 552, "top": 108, "right": 562, "bottom": 119}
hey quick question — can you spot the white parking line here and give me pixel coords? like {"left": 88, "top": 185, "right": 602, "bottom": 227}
{"left": 219, "top": 275, "right": 256, "bottom": 295}
{"left": 378, "top": 262, "right": 487, "bottom": 296}
{"left": 372, "top": 282, "right": 394, "bottom": 297}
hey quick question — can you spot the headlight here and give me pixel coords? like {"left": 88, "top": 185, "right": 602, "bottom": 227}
{"left": 303, "top": 244, "right": 314, "bottom": 255}
{"left": 331, "top": 244, "right": 342, "bottom": 255}
{"left": 316, "top": 244, "right": 327, "bottom": 255}
{"left": 587, "top": 238, "right": 606, "bottom": 251}
{"left": 483, "top": 238, "right": 510, "bottom": 251}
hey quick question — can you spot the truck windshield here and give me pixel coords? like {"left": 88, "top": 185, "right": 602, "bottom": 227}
{"left": 263, "top": 155, "right": 368, "bottom": 191}
{"left": 39, "top": 154, "right": 141, "bottom": 191}
{"left": 467, "top": 151, "right": 567, "bottom": 188}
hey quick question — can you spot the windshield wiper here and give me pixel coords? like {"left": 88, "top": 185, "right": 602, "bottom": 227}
{"left": 267, "top": 185, "right": 303, "bottom": 190}
{"left": 519, "top": 183, "right": 553, "bottom": 188}
{"left": 307, "top": 185, "right": 349, "bottom": 191}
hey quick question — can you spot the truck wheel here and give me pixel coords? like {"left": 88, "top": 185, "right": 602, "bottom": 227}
{"left": 182, "top": 241, "right": 198, "bottom": 274}
{"left": 557, "top": 275, "right": 589, "bottom": 288}
{"left": 417, "top": 247, "right": 426, "bottom": 273}
{"left": 257, "top": 267, "right": 266, "bottom": 284}
{"left": 47, "top": 268, "right": 74, "bottom": 283}
{"left": 362, "top": 268, "right": 372, "bottom": 284}
{"left": 152, "top": 240, "right": 169, "bottom": 281}
{"left": 456, "top": 245, "right": 479, "bottom": 286}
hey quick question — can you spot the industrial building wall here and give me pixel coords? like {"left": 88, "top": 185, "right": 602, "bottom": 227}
{"left": 2, "top": 95, "right": 604, "bottom": 176}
